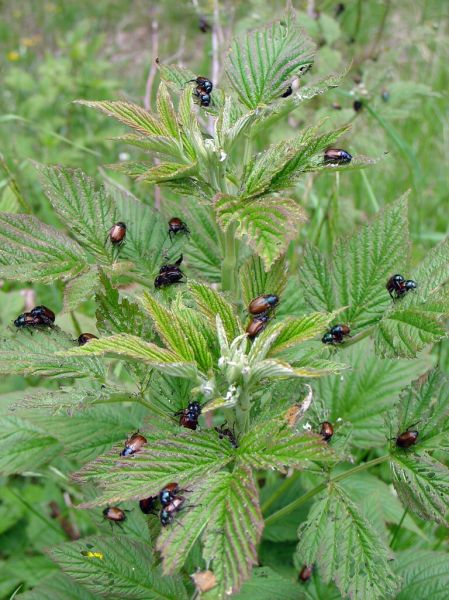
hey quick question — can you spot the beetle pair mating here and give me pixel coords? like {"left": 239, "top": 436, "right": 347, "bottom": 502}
{"left": 14, "top": 305, "right": 55, "bottom": 328}
{"left": 154, "top": 254, "right": 185, "bottom": 289}
{"left": 139, "top": 482, "right": 190, "bottom": 527}
{"left": 386, "top": 274, "right": 417, "bottom": 300}
{"left": 188, "top": 76, "right": 213, "bottom": 107}
{"left": 322, "top": 324, "right": 351, "bottom": 345}
{"left": 245, "top": 294, "right": 279, "bottom": 340}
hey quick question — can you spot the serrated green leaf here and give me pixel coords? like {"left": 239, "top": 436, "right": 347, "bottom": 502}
{"left": 61, "top": 334, "right": 198, "bottom": 379}
{"left": 174, "top": 305, "right": 216, "bottom": 373}
{"left": 0, "top": 416, "right": 61, "bottom": 475}
{"left": 295, "top": 485, "right": 399, "bottom": 600}
{"left": 215, "top": 194, "right": 306, "bottom": 269}
{"left": 96, "top": 271, "right": 152, "bottom": 340}
{"left": 183, "top": 202, "right": 221, "bottom": 282}
{"left": 0, "top": 213, "right": 87, "bottom": 282}
{"left": 157, "top": 63, "right": 196, "bottom": 90}
{"left": 237, "top": 419, "right": 329, "bottom": 472}
{"left": 391, "top": 452, "right": 449, "bottom": 525}
{"left": 239, "top": 255, "right": 288, "bottom": 308}
{"left": 156, "top": 472, "right": 224, "bottom": 575}
{"left": 300, "top": 245, "right": 335, "bottom": 312}
{"left": 48, "top": 535, "right": 188, "bottom": 599}
{"left": 141, "top": 293, "right": 195, "bottom": 362}
{"left": 114, "top": 133, "right": 184, "bottom": 159}
{"left": 203, "top": 466, "right": 264, "bottom": 596}
{"left": 188, "top": 281, "right": 242, "bottom": 342}
{"left": 269, "top": 125, "right": 351, "bottom": 191}
{"left": 313, "top": 340, "right": 430, "bottom": 447}
{"left": 17, "top": 572, "right": 97, "bottom": 600}
{"left": 409, "top": 237, "right": 449, "bottom": 301}
{"left": 64, "top": 267, "right": 100, "bottom": 312}
{"left": 393, "top": 369, "right": 449, "bottom": 453}
{"left": 394, "top": 549, "right": 449, "bottom": 600}
{"left": 137, "top": 161, "right": 197, "bottom": 184}
{"left": 375, "top": 307, "right": 446, "bottom": 358}
{"left": 156, "top": 82, "right": 181, "bottom": 142}
{"left": 178, "top": 87, "right": 206, "bottom": 161}
{"left": 334, "top": 194, "right": 409, "bottom": 327}
{"left": 225, "top": 8, "right": 315, "bottom": 109}
{"left": 76, "top": 100, "right": 167, "bottom": 136}
{"left": 301, "top": 195, "right": 410, "bottom": 331}
{"left": 269, "top": 312, "right": 334, "bottom": 355}
{"left": 73, "top": 430, "right": 234, "bottom": 506}
{"left": 37, "top": 165, "right": 117, "bottom": 262}
{"left": 0, "top": 328, "right": 105, "bottom": 379}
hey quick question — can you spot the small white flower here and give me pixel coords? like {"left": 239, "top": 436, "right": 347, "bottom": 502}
{"left": 118, "top": 152, "right": 130, "bottom": 161}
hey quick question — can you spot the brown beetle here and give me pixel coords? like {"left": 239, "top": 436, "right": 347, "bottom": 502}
{"left": 320, "top": 421, "right": 334, "bottom": 442}
{"left": 299, "top": 564, "right": 313, "bottom": 582}
{"left": 108, "top": 222, "right": 127, "bottom": 246}
{"left": 324, "top": 149, "right": 352, "bottom": 165}
{"left": 160, "top": 482, "right": 182, "bottom": 507}
{"left": 139, "top": 496, "right": 158, "bottom": 515}
{"left": 103, "top": 506, "right": 127, "bottom": 522}
{"left": 120, "top": 432, "right": 147, "bottom": 457}
{"left": 30, "top": 305, "right": 55, "bottom": 324}
{"left": 174, "top": 401, "right": 202, "bottom": 430}
{"left": 396, "top": 429, "right": 419, "bottom": 449}
{"left": 246, "top": 316, "right": 269, "bottom": 340}
{"left": 78, "top": 333, "right": 98, "bottom": 346}
{"left": 248, "top": 294, "right": 279, "bottom": 316}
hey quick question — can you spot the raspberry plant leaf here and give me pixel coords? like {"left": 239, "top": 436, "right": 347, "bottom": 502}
{"left": 224, "top": 8, "right": 316, "bottom": 109}
{"left": 294, "top": 485, "right": 400, "bottom": 600}
{"left": 0, "top": 328, "right": 105, "bottom": 379}
{"left": 48, "top": 535, "right": 188, "bottom": 600}
{"left": 37, "top": 165, "right": 118, "bottom": 263}
{"left": 0, "top": 213, "right": 87, "bottom": 283}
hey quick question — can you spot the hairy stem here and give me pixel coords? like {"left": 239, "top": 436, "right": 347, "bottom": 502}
{"left": 264, "top": 454, "right": 390, "bottom": 525}
{"left": 234, "top": 388, "right": 251, "bottom": 435}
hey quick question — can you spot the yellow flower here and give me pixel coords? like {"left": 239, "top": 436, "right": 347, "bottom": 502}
{"left": 21, "top": 35, "right": 42, "bottom": 48}
{"left": 7, "top": 51, "right": 20, "bottom": 61}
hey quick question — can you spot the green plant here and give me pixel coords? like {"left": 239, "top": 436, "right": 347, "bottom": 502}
{"left": 1, "top": 5, "right": 449, "bottom": 600}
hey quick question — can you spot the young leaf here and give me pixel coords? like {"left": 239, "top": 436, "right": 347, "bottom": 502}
{"left": 0, "top": 213, "right": 87, "bottom": 283}
{"left": 214, "top": 194, "right": 306, "bottom": 269}
{"left": 48, "top": 535, "right": 188, "bottom": 600}
{"left": 0, "top": 416, "right": 61, "bottom": 475}
{"left": 156, "top": 82, "right": 181, "bottom": 142}
{"left": 409, "top": 236, "right": 449, "bottom": 301}
{"left": 0, "top": 328, "right": 105, "bottom": 380}
{"left": 295, "top": 485, "right": 399, "bottom": 600}
{"left": 269, "top": 312, "right": 334, "bottom": 355}
{"left": 141, "top": 293, "right": 195, "bottom": 362}
{"left": 37, "top": 165, "right": 117, "bottom": 262}
{"left": 239, "top": 255, "right": 287, "bottom": 308}
{"left": 237, "top": 419, "right": 330, "bottom": 472}
{"left": 62, "top": 334, "right": 198, "bottom": 379}
{"left": 136, "top": 161, "right": 198, "bottom": 185}
{"left": 188, "top": 281, "right": 242, "bottom": 342}
{"left": 225, "top": 8, "right": 315, "bottom": 109}
{"left": 76, "top": 100, "right": 166, "bottom": 136}
{"left": 73, "top": 430, "right": 234, "bottom": 507}
{"left": 390, "top": 452, "right": 449, "bottom": 525}
{"left": 202, "top": 466, "right": 264, "bottom": 596}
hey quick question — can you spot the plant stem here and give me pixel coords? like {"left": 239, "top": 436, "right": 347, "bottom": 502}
{"left": 261, "top": 471, "right": 301, "bottom": 513}
{"left": 264, "top": 454, "right": 389, "bottom": 525}
{"left": 234, "top": 388, "right": 251, "bottom": 435}
{"left": 221, "top": 223, "right": 237, "bottom": 292}
{"left": 360, "top": 170, "right": 380, "bottom": 213}
{"left": 390, "top": 506, "right": 408, "bottom": 549}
